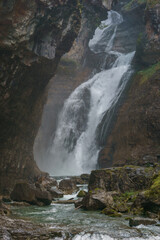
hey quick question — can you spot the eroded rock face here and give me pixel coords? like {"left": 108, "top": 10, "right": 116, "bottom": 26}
{"left": 99, "top": 63, "right": 160, "bottom": 168}
{"left": 140, "top": 3, "right": 160, "bottom": 65}
{"left": 0, "top": 0, "right": 81, "bottom": 194}
{"left": 98, "top": 1, "right": 160, "bottom": 168}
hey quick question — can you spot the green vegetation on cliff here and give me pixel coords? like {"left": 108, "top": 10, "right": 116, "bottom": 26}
{"left": 147, "top": 0, "right": 160, "bottom": 7}
{"left": 145, "top": 172, "right": 160, "bottom": 200}
{"left": 123, "top": 0, "right": 146, "bottom": 11}
{"left": 139, "top": 62, "right": 160, "bottom": 84}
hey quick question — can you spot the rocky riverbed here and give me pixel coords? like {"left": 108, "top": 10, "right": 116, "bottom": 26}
{"left": 1, "top": 166, "right": 160, "bottom": 239}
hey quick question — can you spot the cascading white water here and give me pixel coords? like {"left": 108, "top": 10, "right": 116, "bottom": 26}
{"left": 48, "top": 11, "right": 135, "bottom": 176}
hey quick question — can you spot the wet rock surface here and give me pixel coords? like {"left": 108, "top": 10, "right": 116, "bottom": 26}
{"left": 0, "top": 200, "right": 11, "bottom": 215}
{"left": 59, "top": 179, "right": 78, "bottom": 195}
{"left": 49, "top": 187, "right": 64, "bottom": 199}
{"left": 79, "top": 166, "right": 160, "bottom": 219}
{"left": 82, "top": 189, "right": 114, "bottom": 210}
{"left": 10, "top": 182, "right": 52, "bottom": 206}
{"left": 0, "top": 215, "right": 80, "bottom": 240}
{"left": 129, "top": 217, "right": 157, "bottom": 227}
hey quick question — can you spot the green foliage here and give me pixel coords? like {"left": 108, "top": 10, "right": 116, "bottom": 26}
{"left": 113, "top": 191, "right": 138, "bottom": 203}
{"left": 145, "top": 172, "right": 160, "bottom": 199}
{"left": 147, "top": 0, "right": 159, "bottom": 7}
{"left": 137, "top": 33, "right": 143, "bottom": 45}
{"left": 138, "top": 62, "right": 160, "bottom": 84}
{"left": 123, "top": 0, "right": 146, "bottom": 11}
{"left": 77, "top": 0, "right": 83, "bottom": 15}
{"left": 77, "top": 190, "right": 86, "bottom": 197}
{"left": 102, "top": 208, "right": 122, "bottom": 217}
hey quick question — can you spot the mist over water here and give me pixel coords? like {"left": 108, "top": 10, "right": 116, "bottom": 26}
{"left": 46, "top": 11, "right": 135, "bottom": 176}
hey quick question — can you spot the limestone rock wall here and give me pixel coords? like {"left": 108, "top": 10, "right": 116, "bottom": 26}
{"left": 0, "top": 0, "right": 109, "bottom": 194}
{"left": 98, "top": 0, "right": 160, "bottom": 168}
{"left": 0, "top": 0, "right": 81, "bottom": 194}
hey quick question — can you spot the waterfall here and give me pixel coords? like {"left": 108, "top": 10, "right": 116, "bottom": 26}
{"left": 48, "top": 11, "right": 135, "bottom": 176}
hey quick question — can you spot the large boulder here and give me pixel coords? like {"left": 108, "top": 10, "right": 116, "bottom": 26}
{"left": 88, "top": 166, "right": 157, "bottom": 193}
{"left": 10, "top": 182, "right": 37, "bottom": 204}
{"left": 49, "top": 187, "right": 63, "bottom": 199}
{"left": 36, "top": 176, "right": 57, "bottom": 191}
{"left": 59, "top": 179, "right": 78, "bottom": 194}
{"left": 131, "top": 173, "right": 160, "bottom": 217}
{"left": 35, "top": 189, "right": 52, "bottom": 206}
{"left": 0, "top": 200, "right": 11, "bottom": 215}
{"left": 10, "top": 182, "right": 52, "bottom": 206}
{"left": 82, "top": 189, "right": 114, "bottom": 210}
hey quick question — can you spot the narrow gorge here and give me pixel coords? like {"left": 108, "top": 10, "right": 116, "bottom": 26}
{"left": 0, "top": 0, "right": 160, "bottom": 239}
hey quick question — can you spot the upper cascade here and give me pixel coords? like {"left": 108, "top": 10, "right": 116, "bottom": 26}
{"left": 46, "top": 11, "right": 135, "bottom": 176}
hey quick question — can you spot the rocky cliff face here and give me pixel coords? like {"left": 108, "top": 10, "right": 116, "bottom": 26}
{"left": 0, "top": 0, "right": 82, "bottom": 194}
{"left": 99, "top": 0, "right": 160, "bottom": 168}
{"left": 0, "top": 0, "right": 109, "bottom": 194}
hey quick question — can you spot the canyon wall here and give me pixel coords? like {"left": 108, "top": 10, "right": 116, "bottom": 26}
{"left": 0, "top": 0, "right": 108, "bottom": 194}
{"left": 34, "top": 0, "right": 109, "bottom": 172}
{"left": 99, "top": 0, "right": 160, "bottom": 168}
{"left": 0, "top": 0, "right": 82, "bottom": 194}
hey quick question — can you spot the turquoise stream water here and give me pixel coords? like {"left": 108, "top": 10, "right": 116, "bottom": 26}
{"left": 12, "top": 183, "right": 160, "bottom": 240}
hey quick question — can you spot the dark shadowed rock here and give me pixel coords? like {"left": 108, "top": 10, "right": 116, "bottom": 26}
{"left": 35, "top": 189, "right": 52, "bottom": 206}
{"left": 80, "top": 174, "right": 90, "bottom": 183}
{"left": 53, "top": 200, "right": 76, "bottom": 204}
{"left": 129, "top": 218, "right": 157, "bottom": 227}
{"left": 0, "top": 200, "right": 11, "bottom": 215}
{"left": 75, "top": 199, "right": 83, "bottom": 209}
{"left": 70, "top": 176, "right": 85, "bottom": 185}
{"left": 10, "top": 182, "right": 52, "bottom": 206}
{"left": 0, "top": 0, "right": 81, "bottom": 195}
{"left": 49, "top": 187, "right": 63, "bottom": 199}
{"left": 59, "top": 179, "right": 78, "bottom": 194}
{"left": 37, "top": 176, "right": 58, "bottom": 190}
{"left": 10, "top": 182, "right": 37, "bottom": 204}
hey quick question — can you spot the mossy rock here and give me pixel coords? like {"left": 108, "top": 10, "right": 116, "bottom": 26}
{"left": 138, "top": 62, "right": 160, "bottom": 85}
{"left": 123, "top": 0, "right": 146, "bottom": 12}
{"left": 102, "top": 207, "right": 122, "bottom": 217}
{"left": 77, "top": 190, "right": 87, "bottom": 198}
{"left": 145, "top": 172, "right": 160, "bottom": 201}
